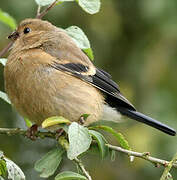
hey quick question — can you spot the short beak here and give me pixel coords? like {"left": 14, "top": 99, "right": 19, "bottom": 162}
{"left": 8, "top": 31, "right": 19, "bottom": 41}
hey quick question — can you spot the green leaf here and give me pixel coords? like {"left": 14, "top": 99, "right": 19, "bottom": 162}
{"left": 76, "top": 0, "right": 101, "bottom": 14}
{"left": 0, "top": 91, "right": 11, "bottom": 104}
{"left": 55, "top": 171, "right": 87, "bottom": 180}
{"left": 65, "top": 26, "right": 90, "bottom": 49}
{"left": 89, "top": 130, "right": 108, "bottom": 159}
{"left": 35, "top": 147, "right": 65, "bottom": 178}
{"left": 4, "top": 157, "right": 25, "bottom": 180}
{"left": 90, "top": 125, "right": 131, "bottom": 150}
{"left": 67, "top": 122, "right": 92, "bottom": 160}
{"left": 83, "top": 48, "right": 94, "bottom": 61}
{"left": 58, "top": 136, "right": 69, "bottom": 150}
{"left": 65, "top": 26, "right": 94, "bottom": 60}
{"left": 0, "top": 160, "right": 7, "bottom": 178}
{"left": 24, "top": 118, "right": 33, "bottom": 128}
{"left": 42, "top": 116, "right": 71, "bottom": 128}
{"left": 0, "top": 9, "right": 17, "bottom": 30}
{"left": 0, "top": 58, "right": 7, "bottom": 66}
{"left": 35, "top": 0, "right": 56, "bottom": 6}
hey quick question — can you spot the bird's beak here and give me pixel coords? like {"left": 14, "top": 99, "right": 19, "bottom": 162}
{"left": 8, "top": 31, "right": 19, "bottom": 41}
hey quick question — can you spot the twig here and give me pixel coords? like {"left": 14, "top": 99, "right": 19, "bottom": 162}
{"left": 0, "top": 128, "right": 92, "bottom": 179}
{"left": 0, "top": 41, "right": 13, "bottom": 58}
{"left": 0, "top": 127, "right": 177, "bottom": 173}
{"left": 106, "top": 144, "right": 177, "bottom": 169}
{"left": 74, "top": 158, "right": 92, "bottom": 180}
{"left": 57, "top": 135, "right": 92, "bottom": 180}
{"left": 0, "top": 128, "right": 56, "bottom": 139}
{"left": 160, "top": 151, "right": 177, "bottom": 180}
{"left": 36, "top": 0, "right": 59, "bottom": 19}
{"left": 58, "top": 136, "right": 92, "bottom": 180}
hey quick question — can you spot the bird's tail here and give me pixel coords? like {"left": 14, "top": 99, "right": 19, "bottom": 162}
{"left": 117, "top": 107, "right": 176, "bottom": 136}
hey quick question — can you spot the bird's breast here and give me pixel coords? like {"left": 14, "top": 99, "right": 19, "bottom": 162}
{"left": 4, "top": 56, "right": 104, "bottom": 125}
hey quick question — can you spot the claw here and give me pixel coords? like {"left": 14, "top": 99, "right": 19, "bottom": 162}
{"left": 26, "top": 124, "right": 38, "bottom": 140}
{"left": 79, "top": 114, "right": 90, "bottom": 125}
{"left": 55, "top": 128, "right": 64, "bottom": 140}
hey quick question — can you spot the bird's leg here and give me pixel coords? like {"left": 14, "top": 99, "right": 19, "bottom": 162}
{"left": 55, "top": 128, "right": 64, "bottom": 140}
{"left": 26, "top": 124, "right": 38, "bottom": 141}
{"left": 79, "top": 116, "right": 85, "bottom": 125}
{"left": 79, "top": 114, "right": 90, "bottom": 125}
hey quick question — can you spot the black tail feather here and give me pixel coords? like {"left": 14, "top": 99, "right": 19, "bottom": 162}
{"left": 118, "top": 107, "right": 176, "bottom": 136}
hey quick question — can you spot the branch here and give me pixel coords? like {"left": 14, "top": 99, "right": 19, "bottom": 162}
{"left": 36, "top": 0, "right": 59, "bottom": 19}
{"left": 0, "top": 41, "right": 13, "bottom": 58}
{"left": 160, "top": 151, "right": 177, "bottom": 180}
{"left": 0, "top": 128, "right": 92, "bottom": 179}
{"left": 106, "top": 144, "right": 177, "bottom": 169}
{"left": 0, "top": 128, "right": 56, "bottom": 139}
{"left": 0, "top": 127, "right": 177, "bottom": 174}
{"left": 57, "top": 136, "right": 92, "bottom": 180}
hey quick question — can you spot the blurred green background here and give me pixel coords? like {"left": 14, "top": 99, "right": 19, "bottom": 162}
{"left": 0, "top": 0, "right": 177, "bottom": 179}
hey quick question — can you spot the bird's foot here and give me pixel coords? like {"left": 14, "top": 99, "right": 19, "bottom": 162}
{"left": 79, "top": 116, "right": 85, "bottom": 125}
{"left": 79, "top": 114, "right": 90, "bottom": 125}
{"left": 55, "top": 128, "right": 64, "bottom": 140}
{"left": 26, "top": 124, "right": 38, "bottom": 140}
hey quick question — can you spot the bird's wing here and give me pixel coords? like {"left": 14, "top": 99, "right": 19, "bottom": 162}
{"left": 50, "top": 61, "right": 176, "bottom": 136}
{"left": 51, "top": 61, "right": 136, "bottom": 111}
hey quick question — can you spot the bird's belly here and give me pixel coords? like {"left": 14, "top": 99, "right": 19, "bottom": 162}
{"left": 5, "top": 66, "right": 104, "bottom": 126}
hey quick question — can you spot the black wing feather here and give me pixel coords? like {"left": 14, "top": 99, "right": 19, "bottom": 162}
{"left": 95, "top": 69, "right": 119, "bottom": 91}
{"left": 51, "top": 62, "right": 176, "bottom": 136}
{"left": 52, "top": 62, "right": 135, "bottom": 110}
{"left": 98, "top": 68, "right": 112, "bottom": 78}
{"left": 62, "top": 63, "right": 89, "bottom": 72}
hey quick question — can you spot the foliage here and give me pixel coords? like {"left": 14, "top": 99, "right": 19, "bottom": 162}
{"left": 0, "top": 9, "right": 17, "bottom": 30}
{"left": 67, "top": 122, "right": 92, "bottom": 160}
{"left": 35, "top": 0, "right": 100, "bottom": 14}
{"left": 89, "top": 130, "right": 108, "bottom": 159}
{"left": 0, "top": 58, "right": 7, "bottom": 66}
{"left": 35, "top": 148, "right": 65, "bottom": 178}
{"left": 0, "top": 151, "right": 25, "bottom": 180}
{"left": 0, "top": 91, "right": 11, "bottom": 104}
{"left": 89, "top": 125, "right": 131, "bottom": 150}
{"left": 65, "top": 26, "right": 94, "bottom": 60}
{"left": 55, "top": 171, "right": 87, "bottom": 180}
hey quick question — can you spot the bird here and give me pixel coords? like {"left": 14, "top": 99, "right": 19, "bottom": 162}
{"left": 4, "top": 18, "right": 176, "bottom": 136}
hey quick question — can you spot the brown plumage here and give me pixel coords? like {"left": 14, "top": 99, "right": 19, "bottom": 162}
{"left": 5, "top": 19, "right": 103, "bottom": 126}
{"left": 4, "top": 18, "right": 176, "bottom": 135}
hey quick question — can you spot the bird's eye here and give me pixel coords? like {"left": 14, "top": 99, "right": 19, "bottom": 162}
{"left": 23, "top": 27, "right": 31, "bottom": 34}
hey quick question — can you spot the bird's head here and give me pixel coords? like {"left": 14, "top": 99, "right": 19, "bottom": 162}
{"left": 8, "top": 18, "right": 57, "bottom": 51}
